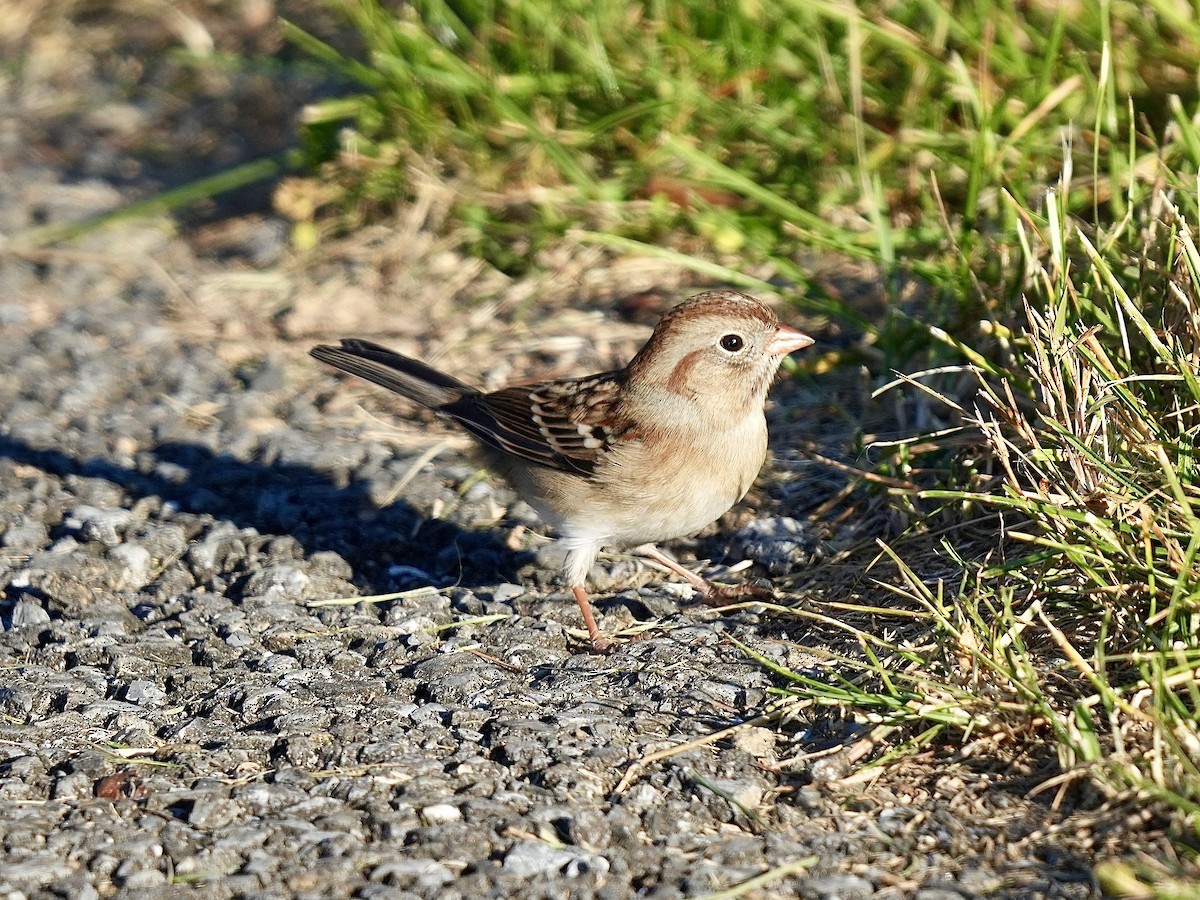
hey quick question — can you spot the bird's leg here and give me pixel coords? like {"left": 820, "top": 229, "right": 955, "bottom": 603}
{"left": 639, "top": 546, "right": 712, "bottom": 591}
{"left": 572, "top": 585, "right": 614, "bottom": 653}
{"left": 639, "top": 545, "right": 774, "bottom": 606}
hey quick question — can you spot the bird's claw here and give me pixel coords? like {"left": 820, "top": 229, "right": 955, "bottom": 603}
{"left": 695, "top": 580, "right": 775, "bottom": 607}
{"left": 589, "top": 636, "right": 617, "bottom": 654}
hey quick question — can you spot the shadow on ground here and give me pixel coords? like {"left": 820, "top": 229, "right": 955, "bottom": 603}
{"left": 0, "top": 434, "right": 529, "bottom": 595}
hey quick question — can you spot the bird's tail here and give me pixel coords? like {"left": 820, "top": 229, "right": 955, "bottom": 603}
{"left": 309, "top": 339, "right": 477, "bottom": 409}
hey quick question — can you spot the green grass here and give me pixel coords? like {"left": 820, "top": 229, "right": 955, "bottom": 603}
{"left": 285, "top": 1, "right": 1200, "bottom": 291}
{"left": 284, "top": 0, "right": 1200, "bottom": 891}
{"left": 766, "top": 173, "right": 1200, "bottom": 893}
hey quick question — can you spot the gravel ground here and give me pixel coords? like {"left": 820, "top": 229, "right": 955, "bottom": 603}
{"left": 0, "top": 5, "right": 1134, "bottom": 898}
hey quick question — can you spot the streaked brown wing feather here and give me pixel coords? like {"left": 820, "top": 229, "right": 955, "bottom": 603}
{"left": 440, "top": 373, "right": 627, "bottom": 476}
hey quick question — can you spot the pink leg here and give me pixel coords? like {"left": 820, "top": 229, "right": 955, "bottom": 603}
{"left": 572, "top": 585, "right": 614, "bottom": 653}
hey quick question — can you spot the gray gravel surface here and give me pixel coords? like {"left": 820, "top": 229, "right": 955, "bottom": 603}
{"left": 0, "top": 5, "right": 1110, "bottom": 898}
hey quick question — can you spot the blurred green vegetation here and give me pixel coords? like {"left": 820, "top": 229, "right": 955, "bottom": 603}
{"left": 285, "top": 0, "right": 1200, "bottom": 291}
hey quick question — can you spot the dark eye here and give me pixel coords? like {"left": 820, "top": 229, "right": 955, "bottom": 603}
{"left": 719, "top": 334, "right": 744, "bottom": 352}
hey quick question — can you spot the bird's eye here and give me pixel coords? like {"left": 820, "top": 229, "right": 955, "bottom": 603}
{"left": 719, "top": 334, "right": 744, "bottom": 353}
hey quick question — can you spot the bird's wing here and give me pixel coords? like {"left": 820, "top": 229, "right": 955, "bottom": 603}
{"left": 441, "top": 373, "right": 629, "bottom": 476}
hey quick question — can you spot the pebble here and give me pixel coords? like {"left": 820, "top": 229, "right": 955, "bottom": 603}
{"left": 9, "top": 598, "right": 51, "bottom": 627}
{"left": 123, "top": 679, "right": 166, "bottom": 706}
{"left": 420, "top": 804, "right": 462, "bottom": 825}
{"left": 491, "top": 582, "right": 527, "bottom": 602}
{"left": 728, "top": 515, "right": 820, "bottom": 574}
{"left": 2, "top": 520, "right": 49, "bottom": 549}
{"left": 503, "top": 841, "right": 584, "bottom": 877}
{"left": 109, "top": 543, "right": 152, "bottom": 588}
{"left": 371, "top": 858, "right": 456, "bottom": 889}
{"left": 64, "top": 505, "right": 132, "bottom": 546}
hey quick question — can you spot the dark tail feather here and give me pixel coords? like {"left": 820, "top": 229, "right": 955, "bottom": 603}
{"left": 310, "top": 339, "right": 477, "bottom": 409}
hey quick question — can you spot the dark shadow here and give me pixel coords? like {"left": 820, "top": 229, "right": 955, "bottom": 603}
{"left": 0, "top": 434, "right": 528, "bottom": 594}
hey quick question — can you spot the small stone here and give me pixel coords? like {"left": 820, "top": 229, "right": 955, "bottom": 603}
{"left": 371, "top": 858, "right": 454, "bottom": 889}
{"left": 64, "top": 505, "right": 132, "bottom": 547}
{"left": 52, "top": 772, "right": 94, "bottom": 801}
{"left": 503, "top": 841, "right": 577, "bottom": 877}
{"left": 420, "top": 803, "right": 462, "bottom": 824}
{"left": 189, "top": 798, "right": 242, "bottom": 830}
{"left": 709, "top": 779, "right": 763, "bottom": 812}
{"left": 557, "top": 808, "right": 611, "bottom": 850}
{"left": 878, "top": 806, "right": 914, "bottom": 836}
{"left": 387, "top": 613, "right": 437, "bottom": 636}
{"left": 728, "top": 516, "right": 820, "bottom": 575}
{"left": 123, "top": 680, "right": 166, "bottom": 706}
{"left": 387, "top": 564, "right": 435, "bottom": 584}
{"left": 109, "top": 543, "right": 153, "bottom": 589}
{"left": 5, "top": 755, "right": 46, "bottom": 778}
{"left": 492, "top": 583, "right": 527, "bottom": 603}
{"left": 1, "top": 856, "right": 75, "bottom": 889}
{"left": 242, "top": 564, "right": 311, "bottom": 600}
{"left": 809, "top": 874, "right": 875, "bottom": 899}
{"left": 2, "top": 520, "right": 48, "bottom": 550}
{"left": 10, "top": 598, "right": 51, "bottom": 627}
{"left": 308, "top": 550, "right": 353, "bottom": 580}
{"left": 0, "top": 687, "right": 34, "bottom": 719}
{"left": 115, "top": 864, "right": 167, "bottom": 888}
{"left": 732, "top": 726, "right": 776, "bottom": 758}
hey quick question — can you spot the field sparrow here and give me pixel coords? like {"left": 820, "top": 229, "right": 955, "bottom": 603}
{"left": 311, "top": 290, "right": 813, "bottom": 651}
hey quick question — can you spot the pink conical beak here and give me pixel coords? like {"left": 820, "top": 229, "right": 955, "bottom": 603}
{"left": 766, "top": 323, "right": 814, "bottom": 356}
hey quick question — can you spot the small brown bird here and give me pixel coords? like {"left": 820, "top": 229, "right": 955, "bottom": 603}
{"left": 311, "top": 289, "right": 813, "bottom": 651}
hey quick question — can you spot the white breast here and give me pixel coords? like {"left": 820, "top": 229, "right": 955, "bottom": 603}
{"left": 565, "top": 407, "right": 768, "bottom": 549}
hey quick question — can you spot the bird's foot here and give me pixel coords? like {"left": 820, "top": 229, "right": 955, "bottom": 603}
{"left": 574, "top": 584, "right": 621, "bottom": 655}
{"left": 694, "top": 579, "right": 775, "bottom": 607}
{"left": 588, "top": 634, "right": 617, "bottom": 654}
{"left": 638, "top": 545, "right": 774, "bottom": 607}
